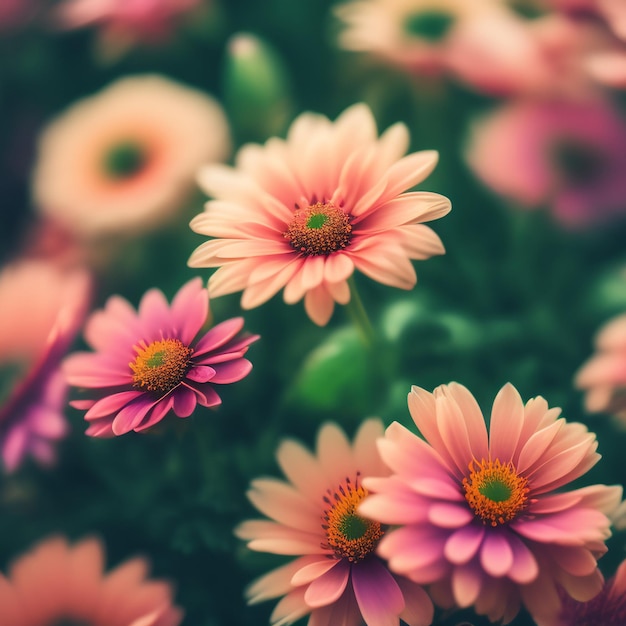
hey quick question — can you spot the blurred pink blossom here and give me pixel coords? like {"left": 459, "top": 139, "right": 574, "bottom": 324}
{"left": 0, "top": 535, "right": 183, "bottom": 626}
{"left": 465, "top": 97, "right": 626, "bottom": 227}
{"left": 575, "top": 313, "right": 626, "bottom": 422}
{"left": 359, "top": 383, "right": 622, "bottom": 625}
{"left": 0, "top": 260, "right": 91, "bottom": 472}
{"left": 54, "top": 0, "right": 203, "bottom": 58}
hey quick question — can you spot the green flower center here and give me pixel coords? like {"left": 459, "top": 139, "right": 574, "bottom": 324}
{"left": 322, "top": 475, "right": 384, "bottom": 562}
{"left": 102, "top": 141, "right": 147, "bottom": 180}
{"left": 463, "top": 458, "right": 529, "bottom": 526}
{"left": 404, "top": 10, "right": 455, "bottom": 41}
{"left": 284, "top": 202, "right": 352, "bottom": 256}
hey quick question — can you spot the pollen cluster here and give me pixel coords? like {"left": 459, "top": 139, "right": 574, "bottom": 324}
{"left": 130, "top": 338, "right": 193, "bottom": 394}
{"left": 284, "top": 201, "right": 352, "bottom": 256}
{"left": 321, "top": 474, "right": 383, "bottom": 562}
{"left": 463, "top": 458, "right": 529, "bottom": 526}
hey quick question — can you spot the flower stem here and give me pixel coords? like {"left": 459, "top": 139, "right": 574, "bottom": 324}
{"left": 345, "top": 276, "right": 375, "bottom": 346}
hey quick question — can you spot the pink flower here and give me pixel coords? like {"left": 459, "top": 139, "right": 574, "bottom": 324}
{"left": 553, "top": 557, "right": 626, "bottom": 626}
{"left": 188, "top": 103, "right": 450, "bottom": 326}
{"left": 575, "top": 313, "right": 626, "bottom": 421}
{"left": 464, "top": 97, "right": 626, "bottom": 228}
{"left": 63, "top": 277, "right": 259, "bottom": 437}
{"left": 0, "top": 260, "right": 91, "bottom": 472}
{"left": 335, "top": 0, "right": 555, "bottom": 95}
{"left": 33, "top": 75, "right": 230, "bottom": 240}
{"left": 0, "top": 535, "right": 183, "bottom": 626}
{"left": 235, "top": 420, "right": 434, "bottom": 626}
{"left": 54, "top": 0, "right": 203, "bottom": 59}
{"left": 359, "top": 383, "right": 622, "bottom": 625}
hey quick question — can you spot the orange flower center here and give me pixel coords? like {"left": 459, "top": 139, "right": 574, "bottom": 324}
{"left": 102, "top": 140, "right": 147, "bottom": 180}
{"left": 463, "top": 458, "right": 529, "bottom": 526}
{"left": 129, "top": 338, "right": 193, "bottom": 394}
{"left": 321, "top": 474, "right": 383, "bottom": 562}
{"left": 284, "top": 202, "right": 352, "bottom": 256}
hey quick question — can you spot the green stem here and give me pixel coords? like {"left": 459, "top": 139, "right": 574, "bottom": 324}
{"left": 345, "top": 276, "right": 375, "bottom": 346}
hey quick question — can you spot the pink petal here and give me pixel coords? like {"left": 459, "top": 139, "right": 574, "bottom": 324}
{"left": 452, "top": 563, "right": 483, "bottom": 607}
{"left": 292, "top": 558, "right": 340, "bottom": 586}
{"left": 210, "top": 359, "right": 253, "bottom": 384}
{"left": 480, "top": 532, "right": 514, "bottom": 578}
{"left": 84, "top": 391, "right": 144, "bottom": 420}
{"left": 172, "top": 387, "right": 197, "bottom": 417}
{"left": 507, "top": 534, "right": 539, "bottom": 584}
{"left": 170, "top": 278, "right": 208, "bottom": 345}
{"left": 444, "top": 525, "right": 486, "bottom": 565}
{"left": 304, "top": 559, "right": 350, "bottom": 608}
{"left": 186, "top": 365, "right": 216, "bottom": 383}
{"left": 111, "top": 397, "right": 157, "bottom": 435}
{"left": 304, "top": 284, "right": 335, "bottom": 326}
{"left": 428, "top": 502, "right": 474, "bottom": 528}
{"left": 352, "top": 559, "right": 405, "bottom": 626}
{"left": 132, "top": 396, "right": 175, "bottom": 433}
{"left": 488, "top": 383, "right": 525, "bottom": 463}
{"left": 193, "top": 318, "right": 245, "bottom": 356}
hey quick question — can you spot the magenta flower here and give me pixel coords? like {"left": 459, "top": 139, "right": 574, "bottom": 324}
{"left": 359, "top": 383, "right": 622, "bottom": 625}
{"left": 0, "top": 260, "right": 91, "bottom": 472}
{"left": 188, "top": 103, "right": 450, "bottom": 326}
{"left": 575, "top": 313, "right": 626, "bottom": 422}
{"left": 64, "top": 277, "right": 259, "bottom": 437}
{"left": 465, "top": 97, "right": 626, "bottom": 228}
{"left": 235, "top": 420, "right": 434, "bottom": 626}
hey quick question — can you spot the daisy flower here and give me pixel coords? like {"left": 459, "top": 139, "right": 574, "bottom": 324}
{"left": 33, "top": 74, "right": 230, "bottom": 240}
{"left": 575, "top": 313, "right": 626, "bottom": 422}
{"left": 63, "top": 277, "right": 259, "bottom": 437}
{"left": 464, "top": 97, "right": 626, "bottom": 228}
{"left": 0, "top": 259, "right": 91, "bottom": 472}
{"left": 188, "top": 103, "right": 450, "bottom": 326}
{"left": 359, "top": 383, "right": 622, "bottom": 625}
{"left": 0, "top": 535, "right": 183, "bottom": 626}
{"left": 235, "top": 419, "right": 434, "bottom": 626}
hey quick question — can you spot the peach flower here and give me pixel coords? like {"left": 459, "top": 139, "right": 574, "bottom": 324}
{"left": 33, "top": 74, "right": 230, "bottom": 240}
{"left": 188, "top": 103, "right": 450, "bottom": 326}
{"left": 0, "top": 535, "right": 183, "bottom": 626}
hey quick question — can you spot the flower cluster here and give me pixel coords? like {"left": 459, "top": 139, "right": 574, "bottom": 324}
{"left": 3, "top": 1, "right": 626, "bottom": 624}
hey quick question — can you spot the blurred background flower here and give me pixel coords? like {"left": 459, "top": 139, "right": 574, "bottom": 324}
{"left": 0, "top": 260, "right": 91, "bottom": 472}
{"left": 0, "top": 535, "right": 183, "bottom": 626}
{"left": 32, "top": 74, "right": 230, "bottom": 244}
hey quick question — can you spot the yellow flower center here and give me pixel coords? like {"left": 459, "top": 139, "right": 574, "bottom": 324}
{"left": 321, "top": 474, "right": 383, "bottom": 562}
{"left": 463, "top": 459, "right": 529, "bottom": 527}
{"left": 284, "top": 202, "right": 352, "bottom": 256}
{"left": 129, "top": 338, "right": 193, "bottom": 394}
